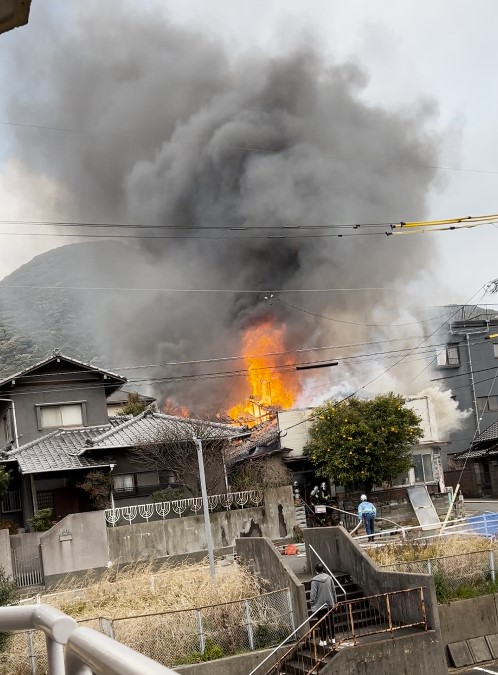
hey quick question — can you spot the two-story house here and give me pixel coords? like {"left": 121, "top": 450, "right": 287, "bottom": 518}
{"left": 0, "top": 350, "right": 242, "bottom": 530}
{"left": 430, "top": 305, "right": 498, "bottom": 466}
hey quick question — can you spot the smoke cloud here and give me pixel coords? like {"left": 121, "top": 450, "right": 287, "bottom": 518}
{"left": 2, "top": 1, "right": 445, "bottom": 413}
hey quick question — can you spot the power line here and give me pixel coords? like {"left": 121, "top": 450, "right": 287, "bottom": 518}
{"left": 0, "top": 285, "right": 396, "bottom": 293}
{"left": 3, "top": 118, "right": 498, "bottom": 176}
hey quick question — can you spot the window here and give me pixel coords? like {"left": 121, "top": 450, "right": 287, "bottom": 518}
{"left": 494, "top": 344, "right": 498, "bottom": 358}
{"left": 477, "top": 396, "right": 498, "bottom": 413}
{"left": 136, "top": 471, "right": 159, "bottom": 487}
{"left": 413, "top": 453, "right": 434, "bottom": 483}
{"left": 113, "top": 474, "right": 134, "bottom": 493}
{"left": 36, "top": 402, "right": 86, "bottom": 430}
{"left": 436, "top": 345, "right": 460, "bottom": 367}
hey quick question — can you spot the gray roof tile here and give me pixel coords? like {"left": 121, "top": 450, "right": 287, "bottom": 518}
{"left": 85, "top": 411, "right": 248, "bottom": 452}
{"left": 7, "top": 425, "right": 116, "bottom": 474}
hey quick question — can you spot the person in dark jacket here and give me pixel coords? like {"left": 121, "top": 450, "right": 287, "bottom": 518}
{"left": 309, "top": 562, "right": 337, "bottom": 647}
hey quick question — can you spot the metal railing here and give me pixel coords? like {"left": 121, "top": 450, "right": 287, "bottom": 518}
{"left": 104, "top": 489, "right": 263, "bottom": 525}
{"left": 308, "top": 544, "right": 346, "bottom": 596}
{"left": 0, "top": 604, "right": 178, "bottom": 674}
{"left": 261, "top": 587, "right": 428, "bottom": 675}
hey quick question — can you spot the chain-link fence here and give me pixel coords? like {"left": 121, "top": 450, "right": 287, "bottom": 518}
{"left": 380, "top": 549, "right": 497, "bottom": 601}
{"left": 0, "top": 589, "right": 294, "bottom": 673}
{"left": 111, "top": 588, "right": 293, "bottom": 666}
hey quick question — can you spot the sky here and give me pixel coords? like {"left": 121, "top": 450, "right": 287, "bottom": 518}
{"left": 0, "top": 0, "right": 497, "bottom": 303}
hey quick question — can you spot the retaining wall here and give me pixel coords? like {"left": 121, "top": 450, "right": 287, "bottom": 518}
{"left": 235, "top": 537, "right": 308, "bottom": 635}
{"left": 321, "top": 631, "right": 447, "bottom": 675}
{"left": 303, "top": 526, "right": 441, "bottom": 635}
{"left": 107, "top": 487, "right": 296, "bottom": 565}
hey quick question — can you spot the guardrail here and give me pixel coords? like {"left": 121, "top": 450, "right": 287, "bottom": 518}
{"left": 0, "top": 604, "right": 178, "bottom": 674}
{"left": 353, "top": 512, "right": 498, "bottom": 546}
{"left": 104, "top": 489, "right": 263, "bottom": 525}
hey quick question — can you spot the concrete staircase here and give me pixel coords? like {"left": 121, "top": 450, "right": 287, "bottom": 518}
{"left": 272, "top": 573, "right": 384, "bottom": 674}
{"left": 294, "top": 504, "right": 308, "bottom": 530}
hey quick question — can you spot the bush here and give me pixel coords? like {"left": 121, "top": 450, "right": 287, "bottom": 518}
{"left": 28, "top": 508, "right": 54, "bottom": 532}
{"left": 149, "top": 488, "right": 183, "bottom": 503}
{"left": 177, "top": 639, "right": 224, "bottom": 664}
{"left": 0, "top": 519, "right": 18, "bottom": 535}
{"left": 0, "top": 566, "right": 19, "bottom": 652}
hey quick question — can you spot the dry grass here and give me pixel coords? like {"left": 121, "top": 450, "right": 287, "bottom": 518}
{"left": 367, "top": 535, "right": 497, "bottom": 566}
{"left": 1, "top": 559, "right": 268, "bottom": 673}
{"left": 47, "top": 558, "right": 262, "bottom": 620}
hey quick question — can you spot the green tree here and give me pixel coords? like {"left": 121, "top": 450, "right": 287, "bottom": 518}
{"left": 77, "top": 470, "right": 112, "bottom": 510}
{"left": 305, "top": 394, "right": 423, "bottom": 493}
{"left": 117, "top": 393, "right": 154, "bottom": 417}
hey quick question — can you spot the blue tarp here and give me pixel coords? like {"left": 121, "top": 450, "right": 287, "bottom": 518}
{"left": 466, "top": 512, "right": 498, "bottom": 537}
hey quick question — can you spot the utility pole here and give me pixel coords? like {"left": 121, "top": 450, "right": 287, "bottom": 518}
{"left": 194, "top": 438, "right": 216, "bottom": 582}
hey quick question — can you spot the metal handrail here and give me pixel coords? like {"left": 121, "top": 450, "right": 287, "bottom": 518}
{"left": 263, "top": 586, "right": 428, "bottom": 675}
{"left": 247, "top": 603, "right": 326, "bottom": 675}
{"left": 0, "top": 604, "right": 178, "bottom": 674}
{"left": 308, "top": 544, "right": 346, "bottom": 596}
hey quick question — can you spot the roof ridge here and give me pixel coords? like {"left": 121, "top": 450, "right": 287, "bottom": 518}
{"left": 0, "top": 352, "right": 127, "bottom": 389}
{"left": 90, "top": 408, "right": 150, "bottom": 444}
{"left": 8, "top": 429, "right": 61, "bottom": 455}
{"left": 157, "top": 412, "right": 245, "bottom": 431}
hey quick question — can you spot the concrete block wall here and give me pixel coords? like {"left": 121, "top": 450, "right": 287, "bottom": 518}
{"left": 0, "top": 528, "right": 13, "bottom": 579}
{"left": 40, "top": 511, "right": 110, "bottom": 587}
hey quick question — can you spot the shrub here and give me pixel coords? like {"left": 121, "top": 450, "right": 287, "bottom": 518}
{"left": 28, "top": 508, "right": 54, "bottom": 532}
{"left": 177, "top": 639, "right": 224, "bottom": 664}
{"left": 149, "top": 488, "right": 183, "bottom": 503}
{"left": 0, "top": 566, "right": 19, "bottom": 652}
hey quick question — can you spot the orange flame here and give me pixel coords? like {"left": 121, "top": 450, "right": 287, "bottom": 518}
{"left": 228, "top": 320, "right": 300, "bottom": 423}
{"left": 164, "top": 400, "right": 191, "bottom": 418}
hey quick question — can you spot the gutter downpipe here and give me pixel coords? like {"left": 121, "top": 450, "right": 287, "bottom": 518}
{"left": 466, "top": 334, "right": 480, "bottom": 434}
{"left": 0, "top": 397, "right": 19, "bottom": 449}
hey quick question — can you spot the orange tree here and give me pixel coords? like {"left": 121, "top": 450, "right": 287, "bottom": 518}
{"left": 304, "top": 393, "right": 423, "bottom": 493}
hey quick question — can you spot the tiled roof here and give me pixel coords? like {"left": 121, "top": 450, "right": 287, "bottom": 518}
{"left": 0, "top": 351, "right": 126, "bottom": 390}
{"left": 84, "top": 411, "right": 248, "bottom": 452}
{"left": 7, "top": 425, "right": 117, "bottom": 474}
{"left": 454, "top": 420, "right": 498, "bottom": 459}
{"left": 474, "top": 420, "right": 498, "bottom": 445}
{"left": 2, "top": 412, "right": 247, "bottom": 474}
{"left": 226, "top": 419, "right": 280, "bottom": 465}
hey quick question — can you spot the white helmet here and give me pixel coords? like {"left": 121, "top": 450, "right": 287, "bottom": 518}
{"left": 360, "top": 494, "right": 367, "bottom": 501}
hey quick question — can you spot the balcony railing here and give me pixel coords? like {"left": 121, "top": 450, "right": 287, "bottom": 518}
{"left": 105, "top": 489, "right": 263, "bottom": 526}
{"left": 0, "top": 604, "right": 178, "bottom": 674}
{"left": 1, "top": 489, "right": 22, "bottom": 513}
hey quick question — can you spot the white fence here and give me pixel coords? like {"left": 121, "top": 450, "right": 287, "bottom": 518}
{"left": 104, "top": 489, "right": 263, "bottom": 526}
